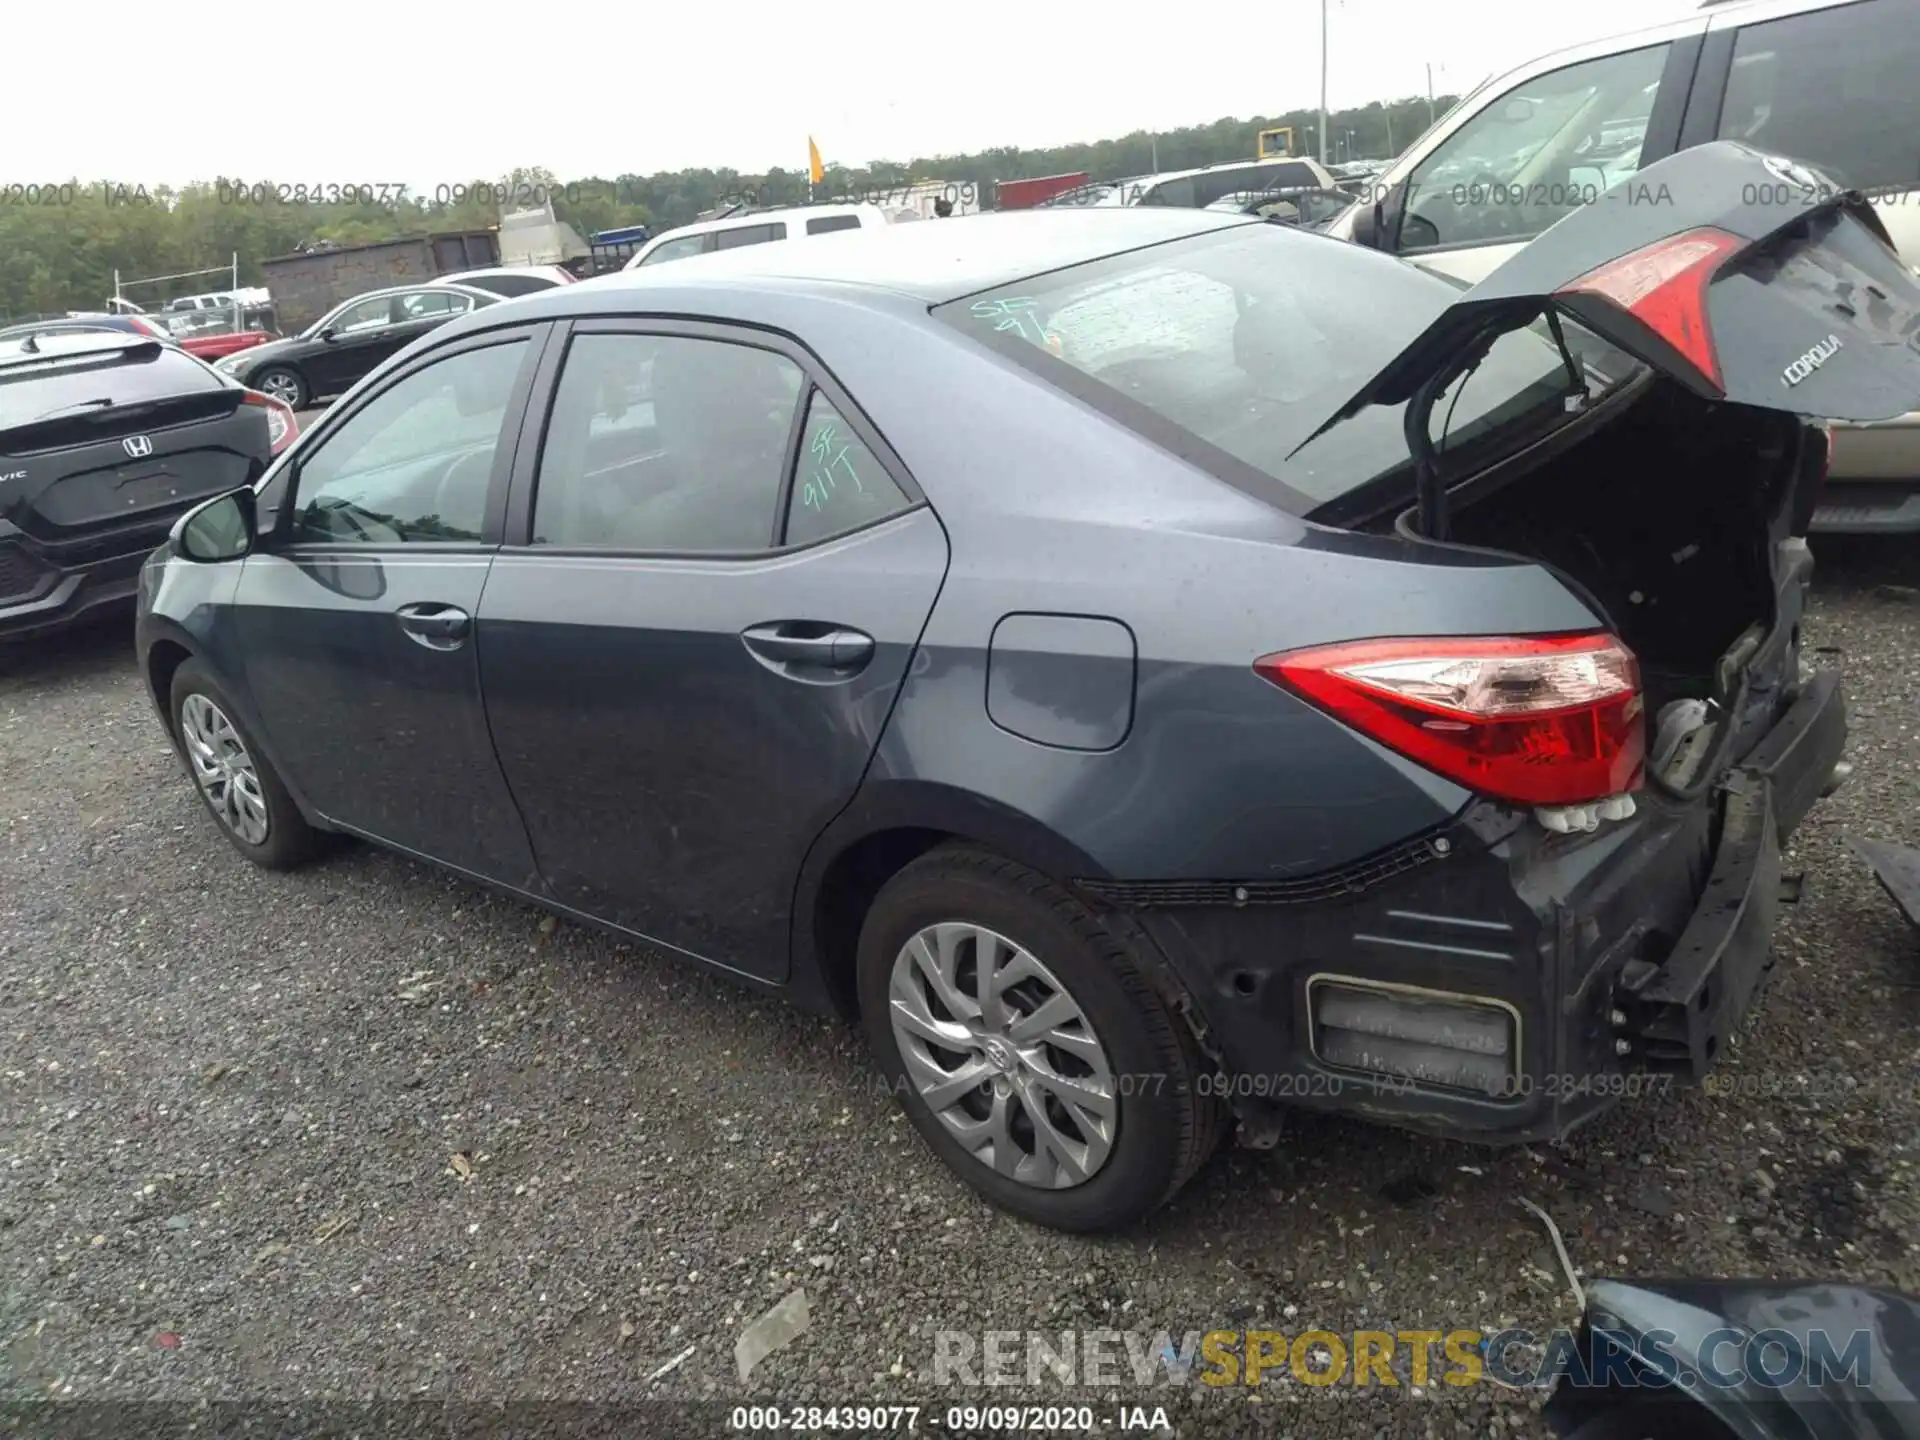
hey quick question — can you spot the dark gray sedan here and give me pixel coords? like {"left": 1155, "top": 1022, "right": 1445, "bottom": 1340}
{"left": 136, "top": 142, "right": 1920, "bottom": 1231}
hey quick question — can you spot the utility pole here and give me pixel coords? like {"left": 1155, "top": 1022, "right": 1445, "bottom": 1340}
{"left": 1318, "top": 0, "right": 1329, "bottom": 164}
{"left": 1426, "top": 62, "right": 1436, "bottom": 130}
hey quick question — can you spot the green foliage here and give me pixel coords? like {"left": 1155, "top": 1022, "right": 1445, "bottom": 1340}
{"left": 0, "top": 96, "right": 1454, "bottom": 320}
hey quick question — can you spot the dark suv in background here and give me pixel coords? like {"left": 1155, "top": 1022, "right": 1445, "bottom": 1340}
{"left": 0, "top": 333, "right": 294, "bottom": 641}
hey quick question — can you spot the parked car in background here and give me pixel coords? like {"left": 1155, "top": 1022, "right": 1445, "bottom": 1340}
{"left": 1205, "top": 185, "right": 1355, "bottom": 229}
{"left": 435, "top": 265, "right": 577, "bottom": 298}
{"left": 137, "top": 144, "right": 1913, "bottom": 1228}
{"left": 622, "top": 203, "right": 900, "bottom": 269}
{"left": 1324, "top": 0, "right": 1920, "bottom": 531}
{"left": 2, "top": 332, "right": 293, "bottom": 641}
{"left": 1046, "top": 158, "right": 1345, "bottom": 209}
{"left": 214, "top": 282, "right": 503, "bottom": 411}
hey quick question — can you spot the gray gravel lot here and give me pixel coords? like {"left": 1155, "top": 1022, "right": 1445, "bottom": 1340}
{"left": 1, "top": 538, "right": 1916, "bottom": 1439}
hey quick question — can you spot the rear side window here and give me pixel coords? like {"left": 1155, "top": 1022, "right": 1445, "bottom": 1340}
{"left": 1139, "top": 176, "right": 1197, "bottom": 207}
{"left": 0, "top": 345, "right": 222, "bottom": 433}
{"left": 784, "top": 390, "right": 911, "bottom": 546}
{"left": 472, "top": 274, "right": 554, "bottom": 296}
{"left": 807, "top": 215, "right": 862, "bottom": 235}
{"left": 640, "top": 234, "right": 712, "bottom": 266}
{"left": 715, "top": 223, "right": 788, "bottom": 250}
{"left": 532, "top": 332, "right": 805, "bottom": 551}
{"left": 1717, "top": 1, "right": 1920, "bottom": 193}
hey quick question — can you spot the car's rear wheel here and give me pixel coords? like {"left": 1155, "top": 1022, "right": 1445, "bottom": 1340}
{"left": 857, "top": 844, "right": 1223, "bottom": 1231}
{"left": 170, "top": 659, "right": 323, "bottom": 870}
{"left": 251, "top": 365, "right": 307, "bottom": 410}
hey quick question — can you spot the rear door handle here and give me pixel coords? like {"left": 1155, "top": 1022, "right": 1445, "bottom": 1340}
{"left": 741, "top": 621, "right": 874, "bottom": 674}
{"left": 397, "top": 602, "right": 472, "bottom": 650}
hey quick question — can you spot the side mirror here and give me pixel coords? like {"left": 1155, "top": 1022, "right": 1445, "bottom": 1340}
{"left": 170, "top": 486, "right": 257, "bottom": 563}
{"left": 318, "top": 327, "right": 338, "bottom": 343}
{"left": 1499, "top": 97, "right": 1536, "bottom": 124}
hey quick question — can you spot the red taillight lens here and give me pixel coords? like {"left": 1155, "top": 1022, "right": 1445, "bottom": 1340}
{"left": 1255, "top": 633, "right": 1645, "bottom": 808}
{"left": 1556, "top": 227, "right": 1746, "bottom": 392}
{"left": 241, "top": 389, "right": 298, "bottom": 455}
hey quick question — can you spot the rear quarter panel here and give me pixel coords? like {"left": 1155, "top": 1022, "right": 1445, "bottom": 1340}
{"left": 781, "top": 303, "right": 1605, "bottom": 882}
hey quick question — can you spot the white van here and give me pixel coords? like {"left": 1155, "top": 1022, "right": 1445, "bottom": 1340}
{"left": 1323, "top": 0, "right": 1920, "bottom": 532}
{"left": 622, "top": 203, "right": 901, "bottom": 271}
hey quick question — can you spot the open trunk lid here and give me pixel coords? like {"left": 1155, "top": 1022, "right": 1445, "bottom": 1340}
{"left": 1300, "top": 141, "right": 1920, "bottom": 444}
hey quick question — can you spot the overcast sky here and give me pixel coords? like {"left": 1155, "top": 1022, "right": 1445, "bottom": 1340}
{"left": 19, "top": 0, "right": 1698, "bottom": 188}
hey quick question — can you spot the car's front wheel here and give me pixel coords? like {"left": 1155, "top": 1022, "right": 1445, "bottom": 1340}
{"left": 858, "top": 844, "right": 1224, "bottom": 1231}
{"left": 170, "top": 660, "right": 324, "bottom": 870}
{"left": 251, "top": 365, "right": 307, "bottom": 410}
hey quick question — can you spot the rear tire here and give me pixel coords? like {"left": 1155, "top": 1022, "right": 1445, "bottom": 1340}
{"left": 251, "top": 365, "right": 307, "bottom": 411}
{"left": 857, "top": 844, "right": 1223, "bottom": 1231}
{"left": 170, "top": 659, "right": 324, "bottom": 871}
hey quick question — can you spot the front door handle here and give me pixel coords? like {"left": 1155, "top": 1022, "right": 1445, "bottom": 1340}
{"left": 741, "top": 621, "right": 874, "bottom": 675}
{"left": 397, "top": 602, "right": 472, "bottom": 650}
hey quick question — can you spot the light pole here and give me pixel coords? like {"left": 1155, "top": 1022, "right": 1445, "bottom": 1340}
{"left": 1318, "top": 0, "right": 1330, "bottom": 165}
{"left": 1426, "top": 62, "right": 1437, "bottom": 130}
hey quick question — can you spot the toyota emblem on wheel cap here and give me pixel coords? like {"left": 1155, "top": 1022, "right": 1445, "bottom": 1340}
{"left": 123, "top": 436, "right": 153, "bottom": 459}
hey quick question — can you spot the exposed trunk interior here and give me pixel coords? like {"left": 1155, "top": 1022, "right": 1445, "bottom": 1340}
{"left": 1399, "top": 384, "right": 1811, "bottom": 720}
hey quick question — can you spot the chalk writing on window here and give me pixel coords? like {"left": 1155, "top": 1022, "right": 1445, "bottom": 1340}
{"left": 800, "top": 420, "right": 870, "bottom": 512}
{"left": 969, "top": 296, "right": 1064, "bottom": 355}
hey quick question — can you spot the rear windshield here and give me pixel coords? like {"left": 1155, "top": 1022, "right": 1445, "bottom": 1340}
{"left": 934, "top": 224, "right": 1635, "bottom": 515}
{"left": 0, "top": 344, "right": 223, "bottom": 432}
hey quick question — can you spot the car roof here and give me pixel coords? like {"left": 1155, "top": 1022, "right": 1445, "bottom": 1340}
{"left": 593, "top": 207, "right": 1256, "bottom": 304}
{"left": 333, "top": 280, "right": 499, "bottom": 305}
{"left": 439, "top": 265, "right": 568, "bottom": 281}
{"left": 1130, "top": 157, "right": 1333, "bottom": 187}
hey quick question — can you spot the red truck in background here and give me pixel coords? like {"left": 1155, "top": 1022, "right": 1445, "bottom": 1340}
{"left": 993, "top": 173, "right": 1092, "bottom": 209}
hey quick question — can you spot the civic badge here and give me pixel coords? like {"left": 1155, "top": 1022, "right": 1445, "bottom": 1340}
{"left": 123, "top": 435, "right": 154, "bottom": 459}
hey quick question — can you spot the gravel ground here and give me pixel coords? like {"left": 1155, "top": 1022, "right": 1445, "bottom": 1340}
{"left": 1, "top": 537, "right": 1915, "bottom": 1440}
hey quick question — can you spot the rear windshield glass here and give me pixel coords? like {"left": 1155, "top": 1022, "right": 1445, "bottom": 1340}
{"left": 0, "top": 344, "right": 222, "bottom": 432}
{"left": 934, "top": 224, "right": 1636, "bottom": 515}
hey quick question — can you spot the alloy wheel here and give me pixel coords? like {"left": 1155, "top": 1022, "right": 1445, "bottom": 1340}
{"left": 180, "top": 693, "right": 270, "bottom": 846}
{"left": 887, "top": 922, "right": 1117, "bottom": 1188}
{"left": 257, "top": 370, "right": 301, "bottom": 406}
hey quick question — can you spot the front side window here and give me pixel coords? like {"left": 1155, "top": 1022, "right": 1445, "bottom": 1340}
{"left": 807, "top": 214, "right": 862, "bottom": 236}
{"left": 1717, "top": 2, "right": 1920, "bottom": 193}
{"left": 531, "top": 333, "right": 804, "bottom": 551}
{"left": 289, "top": 340, "right": 526, "bottom": 545}
{"left": 1399, "top": 42, "right": 1670, "bottom": 251}
{"left": 936, "top": 225, "right": 1634, "bottom": 516}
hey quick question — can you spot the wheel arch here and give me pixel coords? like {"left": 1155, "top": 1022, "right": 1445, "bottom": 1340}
{"left": 787, "top": 779, "right": 1113, "bottom": 1019}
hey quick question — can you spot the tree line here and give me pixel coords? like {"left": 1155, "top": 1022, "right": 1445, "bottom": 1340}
{"left": 0, "top": 92, "right": 1456, "bottom": 321}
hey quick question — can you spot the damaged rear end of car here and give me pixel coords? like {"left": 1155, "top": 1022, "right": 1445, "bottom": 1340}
{"left": 1008, "top": 142, "right": 1917, "bottom": 1148}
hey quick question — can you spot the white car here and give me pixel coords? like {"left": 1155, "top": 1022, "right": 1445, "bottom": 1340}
{"left": 434, "top": 265, "right": 577, "bottom": 298}
{"left": 1321, "top": 0, "right": 1920, "bottom": 532}
{"left": 622, "top": 203, "right": 898, "bottom": 270}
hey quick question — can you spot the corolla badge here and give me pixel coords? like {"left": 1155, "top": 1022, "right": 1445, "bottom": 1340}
{"left": 123, "top": 435, "right": 154, "bottom": 458}
{"left": 1783, "top": 334, "right": 1843, "bottom": 388}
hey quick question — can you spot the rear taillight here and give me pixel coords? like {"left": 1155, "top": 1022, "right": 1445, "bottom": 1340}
{"left": 1556, "top": 227, "right": 1745, "bottom": 392}
{"left": 241, "top": 389, "right": 298, "bottom": 456}
{"left": 1255, "top": 633, "right": 1645, "bottom": 808}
